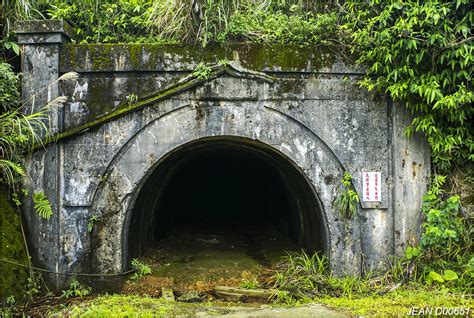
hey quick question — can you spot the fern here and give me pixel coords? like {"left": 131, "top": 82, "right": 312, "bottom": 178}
{"left": 33, "top": 191, "right": 53, "bottom": 219}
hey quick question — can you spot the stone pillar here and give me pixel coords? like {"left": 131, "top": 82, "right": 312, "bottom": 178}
{"left": 391, "top": 101, "right": 431, "bottom": 255}
{"left": 15, "top": 20, "right": 73, "bottom": 289}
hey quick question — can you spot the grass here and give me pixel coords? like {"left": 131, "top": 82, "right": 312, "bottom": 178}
{"left": 51, "top": 288, "right": 472, "bottom": 317}
{"left": 317, "top": 288, "right": 473, "bottom": 316}
{"left": 55, "top": 295, "right": 177, "bottom": 317}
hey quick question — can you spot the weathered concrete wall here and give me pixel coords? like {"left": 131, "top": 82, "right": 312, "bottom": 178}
{"left": 17, "top": 20, "right": 430, "bottom": 288}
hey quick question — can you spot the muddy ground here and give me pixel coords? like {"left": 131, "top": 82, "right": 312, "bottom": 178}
{"left": 122, "top": 225, "right": 297, "bottom": 299}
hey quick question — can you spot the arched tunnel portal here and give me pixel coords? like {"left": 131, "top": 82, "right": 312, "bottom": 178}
{"left": 125, "top": 137, "right": 327, "bottom": 265}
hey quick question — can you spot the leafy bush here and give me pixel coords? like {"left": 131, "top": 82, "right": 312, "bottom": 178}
{"left": 0, "top": 63, "right": 20, "bottom": 112}
{"left": 0, "top": 66, "right": 77, "bottom": 188}
{"left": 226, "top": 9, "right": 339, "bottom": 46}
{"left": 421, "top": 191, "right": 464, "bottom": 256}
{"left": 413, "top": 176, "right": 473, "bottom": 291}
{"left": 46, "top": 0, "right": 152, "bottom": 43}
{"left": 343, "top": 0, "right": 473, "bottom": 171}
{"left": 1, "top": 0, "right": 42, "bottom": 55}
{"left": 34, "top": 0, "right": 342, "bottom": 47}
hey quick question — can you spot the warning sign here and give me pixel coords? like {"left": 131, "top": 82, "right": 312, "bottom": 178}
{"left": 362, "top": 172, "right": 381, "bottom": 202}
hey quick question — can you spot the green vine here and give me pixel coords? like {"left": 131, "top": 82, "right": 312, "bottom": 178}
{"left": 343, "top": 0, "right": 473, "bottom": 171}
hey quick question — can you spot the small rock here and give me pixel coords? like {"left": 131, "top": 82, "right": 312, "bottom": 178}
{"left": 161, "top": 287, "right": 175, "bottom": 302}
{"left": 177, "top": 291, "right": 204, "bottom": 303}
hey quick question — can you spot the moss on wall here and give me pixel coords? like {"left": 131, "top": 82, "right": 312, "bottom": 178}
{"left": 0, "top": 191, "right": 29, "bottom": 301}
{"left": 60, "top": 43, "right": 350, "bottom": 73}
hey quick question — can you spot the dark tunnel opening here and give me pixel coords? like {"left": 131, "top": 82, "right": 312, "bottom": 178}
{"left": 125, "top": 138, "right": 326, "bottom": 269}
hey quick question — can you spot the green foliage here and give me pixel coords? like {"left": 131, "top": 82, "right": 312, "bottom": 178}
{"left": 318, "top": 288, "right": 472, "bottom": 316}
{"left": 333, "top": 172, "right": 359, "bottom": 219}
{"left": 410, "top": 175, "right": 473, "bottom": 292}
{"left": 422, "top": 176, "right": 470, "bottom": 258}
{"left": 343, "top": 0, "right": 473, "bottom": 171}
{"left": 6, "top": 295, "right": 15, "bottom": 305}
{"left": 130, "top": 258, "right": 152, "bottom": 279}
{"left": 0, "top": 64, "right": 77, "bottom": 189}
{"left": 60, "top": 294, "right": 175, "bottom": 316}
{"left": 421, "top": 192, "right": 464, "bottom": 255}
{"left": 0, "top": 105, "right": 48, "bottom": 186}
{"left": 46, "top": 0, "right": 152, "bottom": 43}
{"left": 61, "top": 279, "right": 92, "bottom": 299}
{"left": 125, "top": 93, "right": 138, "bottom": 105}
{"left": 87, "top": 214, "right": 98, "bottom": 232}
{"left": 404, "top": 246, "right": 421, "bottom": 260}
{"left": 0, "top": 63, "right": 20, "bottom": 112}
{"left": 239, "top": 274, "right": 259, "bottom": 289}
{"left": 33, "top": 191, "right": 53, "bottom": 219}
{"left": 426, "top": 269, "right": 459, "bottom": 284}
{"left": 192, "top": 62, "right": 213, "bottom": 79}
{"left": 0, "top": 192, "right": 29, "bottom": 301}
{"left": 25, "top": 274, "right": 41, "bottom": 301}
{"left": 0, "top": 0, "right": 43, "bottom": 55}
{"left": 25, "top": 0, "right": 342, "bottom": 47}
{"left": 271, "top": 251, "right": 331, "bottom": 300}
{"left": 146, "top": 0, "right": 341, "bottom": 47}
{"left": 0, "top": 61, "right": 50, "bottom": 188}
{"left": 225, "top": 8, "right": 338, "bottom": 45}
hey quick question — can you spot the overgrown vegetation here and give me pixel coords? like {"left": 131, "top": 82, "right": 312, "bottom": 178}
{"left": 332, "top": 172, "right": 359, "bottom": 220}
{"left": 344, "top": 0, "right": 473, "bottom": 171}
{"left": 0, "top": 62, "right": 77, "bottom": 305}
{"left": 318, "top": 288, "right": 472, "bottom": 316}
{"left": 130, "top": 258, "right": 152, "bottom": 280}
{"left": 55, "top": 294, "right": 177, "bottom": 316}
{"left": 270, "top": 174, "right": 472, "bottom": 310}
{"left": 0, "top": 192, "right": 29, "bottom": 300}
{"left": 61, "top": 279, "right": 92, "bottom": 299}
{"left": 1, "top": 0, "right": 472, "bottom": 314}
{"left": 409, "top": 175, "right": 472, "bottom": 291}
{"left": 2, "top": 0, "right": 341, "bottom": 48}
{"left": 0, "top": 62, "right": 78, "bottom": 189}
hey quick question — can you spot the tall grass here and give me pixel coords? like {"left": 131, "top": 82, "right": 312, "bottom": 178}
{"left": 1, "top": 0, "right": 45, "bottom": 37}
{"left": 145, "top": 0, "right": 341, "bottom": 46}
{"left": 0, "top": 62, "right": 78, "bottom": 188}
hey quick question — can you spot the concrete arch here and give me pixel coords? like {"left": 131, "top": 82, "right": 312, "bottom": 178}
{"left": 91, "top": 103, "right": 361, "bottom": 275}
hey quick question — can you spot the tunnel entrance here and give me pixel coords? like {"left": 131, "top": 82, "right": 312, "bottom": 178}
{"left": 124, "top": 137, "right": 326, "bottom": 294}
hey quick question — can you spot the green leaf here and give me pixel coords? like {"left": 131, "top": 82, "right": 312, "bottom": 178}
{"left": 10, "top": 42, "right": 20, "bottom": 55}
{"left": 405, "top": 246, "right": 421, "bottom": 260}
{"left": 442, "top": 270, "right": 458, "bottom": 281}
{"left": 428, "top": 271, "right": 444, "bottom": 283}
{"left": 33, "top": 191, "right": 53, "bottom": 220}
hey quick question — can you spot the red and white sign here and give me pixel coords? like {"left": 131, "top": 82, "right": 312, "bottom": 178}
{"left": 362, "top": 172, "right": 381, "bottom": 202}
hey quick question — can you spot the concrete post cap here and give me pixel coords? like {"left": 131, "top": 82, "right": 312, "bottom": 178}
{"left": 15, "top": 20, "right": 75, "bottom": 44}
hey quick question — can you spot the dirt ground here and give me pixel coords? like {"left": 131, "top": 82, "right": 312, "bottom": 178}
{"left": 122, "top": 225, "right": 297, "bottom": 298}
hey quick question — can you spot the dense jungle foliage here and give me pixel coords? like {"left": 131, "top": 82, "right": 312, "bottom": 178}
{"left": 0, "top": 0, "right": 472, "bottom": 313}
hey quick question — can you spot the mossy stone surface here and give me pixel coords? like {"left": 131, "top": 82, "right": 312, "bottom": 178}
{"left": 0, "top": 191, "right": 29, "bottom": 301}
{"left": 60, "top": 43, "right": 355, "bottom": 73}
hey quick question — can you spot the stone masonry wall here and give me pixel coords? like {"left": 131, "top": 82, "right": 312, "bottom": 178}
{"left": 16, "top": 20, "right": 430, "bottom": 289}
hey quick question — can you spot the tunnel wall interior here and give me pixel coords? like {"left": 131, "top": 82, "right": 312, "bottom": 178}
{"left": 128, "top": 138, "right": 326, "bottom": 262}
{"left": 16, "top": 20, "right": 431, "bottom": 289}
